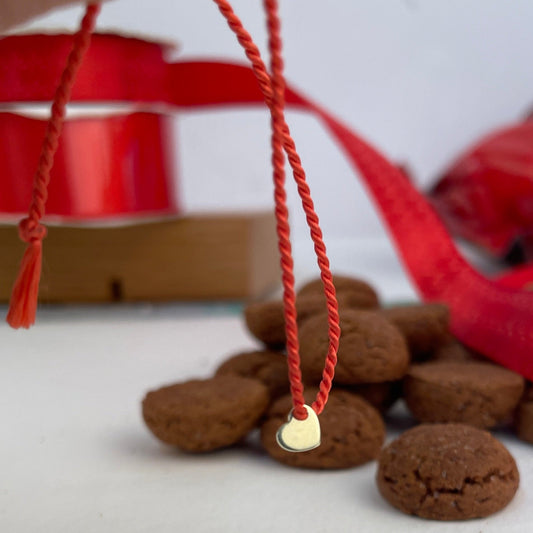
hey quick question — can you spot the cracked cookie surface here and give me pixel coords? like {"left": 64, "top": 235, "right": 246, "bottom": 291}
{"left": 376, "top": 423, "right": 519, "bottom": 520}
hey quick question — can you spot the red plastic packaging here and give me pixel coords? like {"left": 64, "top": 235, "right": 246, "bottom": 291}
{"left": 429, "top": 118, "right": 533, "bottom": 261}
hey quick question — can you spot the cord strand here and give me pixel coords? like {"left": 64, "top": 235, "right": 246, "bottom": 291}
{"left": 264, "top": 0, "right": 340, "bottom": 416}
{"left": 28, "top": 4, "right": 101, "bottom": 224}
{"left": 264, "top": 0, "right": 306, "bottom": 420}
{"left": 6, "top": 3, "right": 101, "bottom": 328}
{"left": 214, "top": 0, "right": 340, "bottom": 418}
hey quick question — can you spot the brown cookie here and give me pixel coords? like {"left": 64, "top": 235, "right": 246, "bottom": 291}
{"left": 244, "top": 276, "right": 379, "bottom": 346}
{"left": 340, "top": 381, "right": 403, "bottom": 413}
{"left": 297, "top": 274, "right": 380, "bottom": 309}
{"left": 296, "top": 290, "right": 378, "bottom": 327}
{"left": 430, "top": 336, "right": 486, "bottom": 362}
{"left": 376, "top": 423, "right": 520, "bottom": 520}
{"left": 515, "top": 384, "right": 533, "bottom": 444}
{"left": 381, "top": 303, "right": 450, "bottom": 360}
{"left": 244, "top": 300, "right": 285, "bottom": 347}
{"left": 299, "top": 309, "right": 409, "bottom": 384}
{"left": 404, "top": 360, "right": 525, "bottom": 428}
{"left": 215, "top": 350, "right": 290, "bottom": 400}
{"left": 261, "top": 388, "right": 385, "bottom": 469}
{"left": 142, "top": 375, "right": 269, "bottom": 452}
{"left": 295, "top": 294, "right": 332, "bottom": 326}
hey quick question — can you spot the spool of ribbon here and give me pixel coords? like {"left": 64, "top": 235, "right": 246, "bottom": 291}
{"left": 0, "top": 33, "right": 178, "bottom": 220}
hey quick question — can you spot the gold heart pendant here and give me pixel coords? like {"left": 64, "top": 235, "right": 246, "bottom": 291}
{"left": 276, "top": 404, "right": 321, "bottom": 452}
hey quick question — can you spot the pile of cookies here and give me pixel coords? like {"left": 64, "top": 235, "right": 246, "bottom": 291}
{"left": 142, "top": 275, "right": 530, "bottom": 521}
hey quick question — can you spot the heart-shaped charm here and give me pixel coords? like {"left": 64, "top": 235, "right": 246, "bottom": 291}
{"left": 276, "top": 404, "right": 321, "bottom": 452}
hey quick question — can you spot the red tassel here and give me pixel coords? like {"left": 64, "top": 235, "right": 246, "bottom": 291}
{"left": 5, "top": 4, "right": 100, "bottom": 329}
{"left": 6, "top": 240, "right": 43, "bottom": 328}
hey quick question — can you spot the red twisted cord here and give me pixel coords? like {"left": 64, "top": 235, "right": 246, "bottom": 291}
{"left": 7, "top": 3, "right": 100, "bottom": 328}
{"left": 214, "top": 0, "right": 341, "bottom": 418}
{"left": 263, "top": 1, "right": 306, "bottom": 419}
{"left": 264, "top": 0, "right": 341, "bottom": 417}
{"left": 27, "top": 3, "right": 101, "bottom": 226}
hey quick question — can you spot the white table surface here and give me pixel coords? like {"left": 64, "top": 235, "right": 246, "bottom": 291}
{"left": 0, "top": 238, "right": 531, "bottom": 533}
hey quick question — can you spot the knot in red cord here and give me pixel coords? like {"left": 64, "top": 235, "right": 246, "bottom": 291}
{"left": 18, "top": 218, "right": 47, "bottom": 244}
{"left": 292, "top": 404, "right": 309, "bottom": 421}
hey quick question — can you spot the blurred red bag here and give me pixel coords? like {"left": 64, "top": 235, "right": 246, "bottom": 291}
{"left": 429, "top": 117, "right": 533, "bottom": 262}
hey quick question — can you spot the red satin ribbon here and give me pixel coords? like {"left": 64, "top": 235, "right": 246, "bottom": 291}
{"left": 3, "top": 34, "right": 533, "bottom": 379}
{"left": 0, "top": 33, "right": 172, "bottom": 103}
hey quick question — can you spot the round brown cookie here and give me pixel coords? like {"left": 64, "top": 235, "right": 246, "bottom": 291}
{"left": 296, "top": 274, "right": 380, "bottom": 309}
{"left": 515, "top": 384, "right": 533, "bottom": 444}
{"left": 244, "top": 277, "right": 379, "bottom": 346}
{"left": 340, "top": 381, "right": 403, "bottom": 413}
{"left": 215, "top": 350, "right": 290, "bottom": 401}
{"left": 404, "top": 360, "right": 525, "bottom": 428}
{"left": 299, "top": 309, "right": 409, "bottom": 384}
{"left": 142, "top": 375, "right": 269, "bottom": 452}
{"left": 376, "top": 423, "right": 520, "bottom": 520}
{"left": 296, "top": 294, "right": 332, "bottom": 326}
{"left": 296, "top": 291, "right": 378, "bottom": 327}
{"left": 261, "top": 388, "right": 385, "bottom": 469}
{"left": 430, "top": 336, "right": 486, "bottom": 362}
{"left": 244, "top": 300, "right": 285, "bottom": 347}
{"left": 381, "top": 303, "right": 450, "bottom": 361}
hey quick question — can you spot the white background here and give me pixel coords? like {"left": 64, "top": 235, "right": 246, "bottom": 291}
{"left": 15, "top": 0, "right": 533, "bottom": 247}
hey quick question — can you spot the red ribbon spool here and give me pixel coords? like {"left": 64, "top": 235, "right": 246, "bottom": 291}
{"left": 0, "top": 33, "right": 179, "bottom": 220}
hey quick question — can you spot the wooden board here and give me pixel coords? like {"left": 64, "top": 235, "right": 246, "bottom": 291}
{"left": 0, "top": 212, "right": 280, "bottom": 302}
